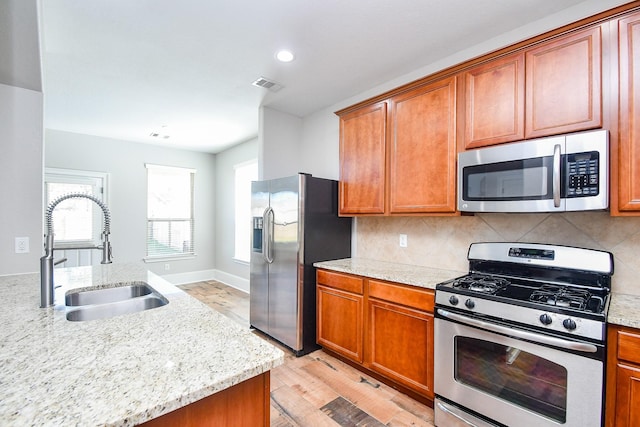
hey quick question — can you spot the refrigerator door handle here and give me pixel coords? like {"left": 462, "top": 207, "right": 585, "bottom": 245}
{"left": 263, "top": 207, "right": 274, "bottom": 264}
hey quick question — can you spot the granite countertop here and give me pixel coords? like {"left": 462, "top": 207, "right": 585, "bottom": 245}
{"left": 0, "top": 263, "right": 284, "bottom": 426}
{"left": 314, "top": 258, "right": 464, "bottom": 290}
{"left": 608, "top": 292, "right": 640, "bottom": 329}
{"left": 316, "top": 258, "right": 640, "bottom": 330}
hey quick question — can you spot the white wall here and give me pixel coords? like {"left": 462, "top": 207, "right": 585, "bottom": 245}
{"left": 259, "top": 106, "right": 302, "bottom": 180}
{"left": 299, "top": 106, "right": 341, "bottom": 180}
{"left": 214, "top": 138, "right": 258, "bottom": 289}
{"left": 0, "top": 84, "right": 43, "bottom": 275}
{"left": 45, "top": 129, "right": 216, "bottom": 277}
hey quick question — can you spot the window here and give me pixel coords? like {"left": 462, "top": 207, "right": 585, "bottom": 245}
{"left": 234, "top": 160, "right": 258, "bottom": 262}
{"left": 44, "top": 168, "right": 109, "bottom": 246}
{"left": 146, "top": 164, "right": 195, "bottom": 259}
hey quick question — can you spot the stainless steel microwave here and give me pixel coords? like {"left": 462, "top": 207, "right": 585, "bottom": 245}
{"left": 457, "top": 129, "right": 608, "bottom": 213}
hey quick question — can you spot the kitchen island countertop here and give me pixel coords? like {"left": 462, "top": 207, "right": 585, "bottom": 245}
{"left": 0, "top": 263, "right": 283, "bottom": 426}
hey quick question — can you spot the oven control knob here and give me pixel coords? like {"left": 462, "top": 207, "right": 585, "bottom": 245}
{"left": 539, "top": 313, "right": 553, "bottom": 325}
{"left": 563, "top": 318, "right": 577, "bottom": 331}
{"left": 449, "top": 295, "right": 459, "bottom": 306}
{"left": 465, "top": 299, "right": 475, "bottom": 309}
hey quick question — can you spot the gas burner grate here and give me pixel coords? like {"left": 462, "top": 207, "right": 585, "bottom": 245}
{"left": 451, "top": 274, "right": 510, "bottom": 294}
{"left": 529, "top": 285, "right": 591, "bottom": 310}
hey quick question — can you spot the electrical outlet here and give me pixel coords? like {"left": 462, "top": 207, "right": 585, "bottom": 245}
{"left": 399, "top": 234, "right": 408, "bottom": 248}
{"left": 164, "top": 263, "right": 170, "bottom": 271}
{"left": 15, "top": 237, "right": 30, "bottom": 254}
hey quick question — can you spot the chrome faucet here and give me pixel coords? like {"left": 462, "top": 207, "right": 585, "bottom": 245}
{"left": 40, "top": 193, "right": 113, "bottom": 308}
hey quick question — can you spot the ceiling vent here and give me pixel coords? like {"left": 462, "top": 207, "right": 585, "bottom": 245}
{"left": 149, "top": 132, "right": 170, "bottom": 139}
{"left": 149, "top": 125, "right": 171, "bottom": 139}
{"left": 252, "top": 76, "right": 283, "bottom": 92}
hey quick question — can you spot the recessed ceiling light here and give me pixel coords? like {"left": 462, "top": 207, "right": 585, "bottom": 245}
{"left": 276, "top": 50, "right": 295, "bottom": 63}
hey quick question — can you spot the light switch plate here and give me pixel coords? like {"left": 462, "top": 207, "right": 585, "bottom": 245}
{"left": 15, "top": 237, "right": 30, "bottom": 253}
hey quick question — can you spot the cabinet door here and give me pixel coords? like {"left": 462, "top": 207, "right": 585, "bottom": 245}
{"left": 617, "top": 12, "right": 640, "bottom": 212}
{"left": 462, "top": 52, "right": 525, "bottom": 149}
{"left": 317, "top": 285, "right": 363, "bottom": 363}
{"left": 339, "top": 102, "right": 387, "bottom": 215}
{"left": 367, "top": 299, "right": 434, "bottom": 398}
{"left": 525, "top": 26, "right": 602, "bottom": 138}
{"left": 614, "top": 363, "right": 640, "bottom": 427}
{"left": 388, "top": 76, "right": 457, "bottom": 214}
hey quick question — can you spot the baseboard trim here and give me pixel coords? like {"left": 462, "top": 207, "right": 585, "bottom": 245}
{"left": 213, "top": 270, "right": 250, "bottom": 293}
{"left": 162, "top": 269, "right": 249, "bottom": 293}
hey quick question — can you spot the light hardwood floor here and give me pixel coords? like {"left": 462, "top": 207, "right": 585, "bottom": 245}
{"left": 179, "top": 280, "right": 436, "bottom": 427}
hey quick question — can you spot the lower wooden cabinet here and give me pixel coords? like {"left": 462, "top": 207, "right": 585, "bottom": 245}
{"left": 317, "top": 284, "right": 364, "bottom": 363}
{"left": 368, "top": 298, "right": 434, "bottom": 397}
{"left": 606, "top": 325, "right": 640, "bottom": 427}
{"left": 317, "top": 269, "right": 435, "bottom": 400}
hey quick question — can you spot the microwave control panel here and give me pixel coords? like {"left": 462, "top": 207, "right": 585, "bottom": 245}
{"left": 565, "top": 151, "right": 599, "bottom": 197}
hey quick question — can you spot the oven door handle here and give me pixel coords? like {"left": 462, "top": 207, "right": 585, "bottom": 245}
{"left": 437, "top": 309, "right": 598, "bottom": 353}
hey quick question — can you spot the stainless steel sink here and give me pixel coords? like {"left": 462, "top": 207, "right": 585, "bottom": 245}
{"left": 66, "top": 282, "right": 154, "bottom": 306}
{"left": 65, "top": 282, "right": 169, "bottom": 322}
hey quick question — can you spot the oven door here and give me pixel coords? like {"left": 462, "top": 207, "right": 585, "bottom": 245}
{"left": 434, "top": 310, "right": 603, "bottom": 427}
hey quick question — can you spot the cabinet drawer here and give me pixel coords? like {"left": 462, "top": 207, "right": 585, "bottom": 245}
{"left": 368, "top": 279, "right": 434, "bottom": 312}
{"left": 317, "top": 270, "right": 364, "bottom": 294}
{"left": 617, "top": 329, "right": 640, "bottom": 365}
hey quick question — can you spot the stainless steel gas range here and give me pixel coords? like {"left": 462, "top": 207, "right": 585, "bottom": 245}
{"left": 434, "top": 242, "right": 613, "bottom": 427}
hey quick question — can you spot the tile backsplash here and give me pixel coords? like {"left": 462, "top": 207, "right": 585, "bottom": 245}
{"left": 355, "top": 212, "right": 640, "bottom": 296}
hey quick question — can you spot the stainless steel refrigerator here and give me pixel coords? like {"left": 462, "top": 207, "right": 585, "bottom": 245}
{"left": 250, "top": 173, "right": 352, "bottom": 356}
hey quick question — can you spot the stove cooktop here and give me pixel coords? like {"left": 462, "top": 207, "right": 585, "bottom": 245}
{"left": 435, "top": 243, "right": 614, "bottom": 342}
{"left": 437, "top": 273, "right": 608, "bottom": 316}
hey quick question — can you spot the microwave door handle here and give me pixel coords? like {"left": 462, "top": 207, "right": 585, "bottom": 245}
{"left": 553, "top": 144, "right": 561, "bottom": 207}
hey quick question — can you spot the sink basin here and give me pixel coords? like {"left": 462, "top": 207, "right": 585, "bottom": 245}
{"left": 66, "top": 282, "right": 154, "bottom": 306}
{"left": 64, "top": 282, "right": 169, "bottom": 322}
{"left": 66, "top": 295, "right": 168, "bottom": 321}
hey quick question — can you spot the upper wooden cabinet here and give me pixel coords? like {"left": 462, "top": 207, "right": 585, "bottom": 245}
{"left": 461, "top": 52, "right": 525, "bottom": 149}
{"left": 615, "top": 11, "right": 640, "bottom": 213}
{"left": 525, "top": 26, "right": 602, "bottom": 138}
{"left": 460, "top": 26, "right": 602, "bottom": 150}
{"left": 388, "top": 77, "right": 457, "bottom": 214}
{"left": 339, "top": 102, "right": 387, "bottom": 215}
{"left": 336, "top": 3, "right": 640, "bottom": 216}
{"left": 338, "top": 76, "right": 457, "bottom": 216}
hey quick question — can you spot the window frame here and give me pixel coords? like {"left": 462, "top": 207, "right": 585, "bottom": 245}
{"left": 144, "top": 163, "right": 197, "bottom": 262}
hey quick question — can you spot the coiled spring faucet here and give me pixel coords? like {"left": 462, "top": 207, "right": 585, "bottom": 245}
{"left": 40, "top": 193, "right": 113, "bottom": 308}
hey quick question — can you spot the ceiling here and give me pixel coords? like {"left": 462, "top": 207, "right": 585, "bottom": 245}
{"left": 38, "top": 0, "right": 626, "bottom": 153}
